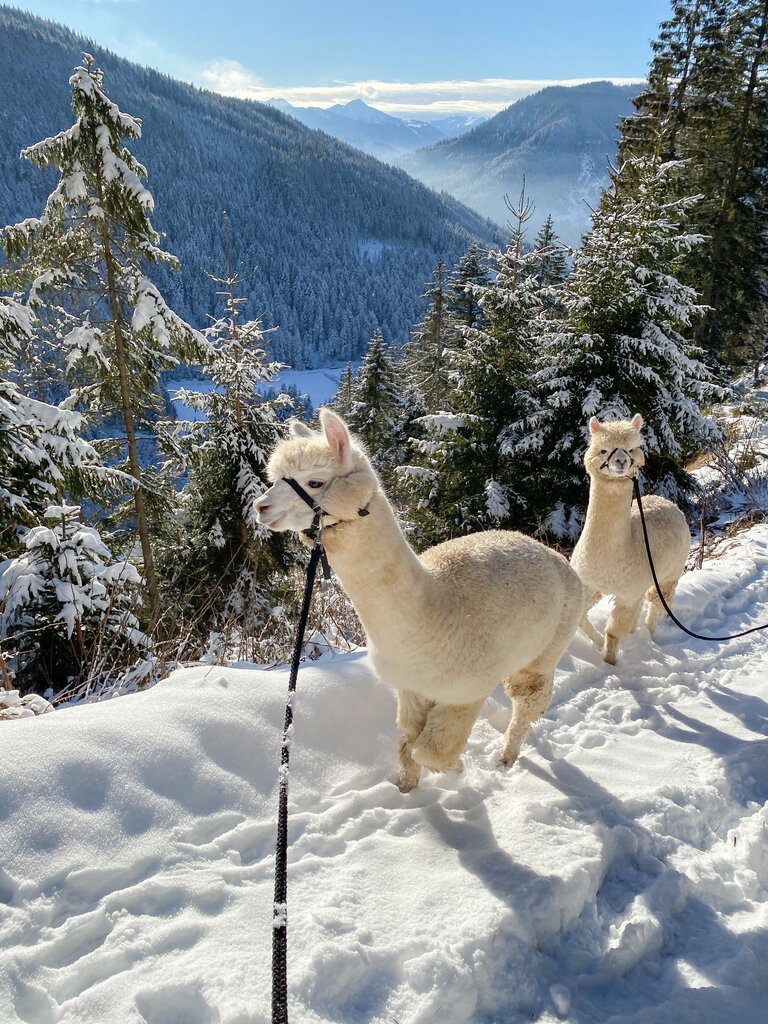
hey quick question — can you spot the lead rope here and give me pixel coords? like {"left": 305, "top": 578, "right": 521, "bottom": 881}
{"left": 272, "top": 514, "right": 324, "bottom": 1024}
{"left": 633, "top": 476, "right": 768, "bottom": 642}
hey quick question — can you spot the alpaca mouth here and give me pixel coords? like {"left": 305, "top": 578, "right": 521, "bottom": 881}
{"left": 256, "top": 511, "right": 283, "bottom": 530}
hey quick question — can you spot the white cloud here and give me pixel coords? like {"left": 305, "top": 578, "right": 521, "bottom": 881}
{"left": 200, "top": 61, "right": 645, "bottom": 117}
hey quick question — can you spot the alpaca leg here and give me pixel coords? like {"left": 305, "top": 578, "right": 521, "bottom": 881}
{"left": 644, "top": 578, "right": 679, "bottom": 637}
{"left": 410, "top": 699, "right": 486, "bottom": 774}
{"left": 580, "top": 591, "right": 604, "bottom": 648}
{"left": 604, "top": 599, "right": 644, "bottom": 665}
{"left": 502, "top": 669, "right": 554, "bottom": 765}
{"left": 396, "top": 689, "right": 433, "bottom": 792}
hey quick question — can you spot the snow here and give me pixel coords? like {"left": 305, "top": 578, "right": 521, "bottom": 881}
{"left": 167, "top": 368, "right": 346, "bottom": 421}
{"left": 1, "top": 523, "right": 768, "bottom": 1022}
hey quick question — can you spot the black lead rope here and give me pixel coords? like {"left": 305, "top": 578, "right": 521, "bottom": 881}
{"left": 633, "top": 476, "right": 768, "bottom": 642}
{"left": 271, "top": 478, "right": 329, "bottom": 1024}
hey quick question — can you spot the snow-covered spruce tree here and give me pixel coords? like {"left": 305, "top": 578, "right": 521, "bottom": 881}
{"left": 447, "top": 241, "right": 488, "bottom": 332}
{"left": 621, "top": 0, "right": 768, "bottom": 367}
{"left": 346, "top": 329, "right": 405, "bottom": 488}
{"left": 401, "top": 261, "right": 459, "bottom": 414}
{"left": 159, "top": 215, "right": 292, "bottom": 651}
{"left": 508, "top": 154, "right": 723, "bottom": 541}
{"left": 331, "top": 362, "right": 356, "bottom": 418}
{"left": 0, "top": 504, "right": 150, "bottom": 696}
{"left": 400, "top": 188, "right": 546, "bottom": 545}
{"left": 529, "top": 215, "right": 569, "bottom": 291}
{"left": 2, "top": 54, "right": 205, "bottom": 629}
{"left": 0, "top": 296, "right": 103, "bottom": 557}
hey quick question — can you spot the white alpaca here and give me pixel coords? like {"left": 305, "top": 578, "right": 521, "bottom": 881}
{"left": 572, "top": 414, "right": 691, "bottom": 665}
{"left": 255, "top": 409, "right": 584, "bottom": 791}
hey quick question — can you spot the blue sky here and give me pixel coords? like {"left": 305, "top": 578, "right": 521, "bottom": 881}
{"left": 11, "top": 0, "right": 673, "bottom": 115}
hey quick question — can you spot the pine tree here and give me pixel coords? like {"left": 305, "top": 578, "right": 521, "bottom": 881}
{"left": 160, "top": 214, "right": 291, "bottom": 646}
{"left": 689, "top": 1, "right": 768, "bottom": 363}
{"left": 346, "top": 329, "right": 403, "bottom": 484}
{"left": 447, "top": 241, "right": 488, "bottom": 332}
{"left": 401, "top": 261, "right": 457, "bottom": 413}
{"left": 508, "top": 153, "right": 723, "bottom": 539}
{"left": 621, "top": 1, "right": 768, "bottom": 366}
{"left": 0, "top": 503, "right": 150, "bottom": 695}
{"left": 0, "top": 296, "right": 102, "bottom": 556}
{"left": 2, "top": 54, "right": 205, "bottom": 628}
{"left": 332, "top": 362, "right": 356, "bottom": 417}
{"left": 401, "top": 187, "right": 546, "bottom": 544}
{"left": 529, "top": 215, "right": 569, "bottom": 291}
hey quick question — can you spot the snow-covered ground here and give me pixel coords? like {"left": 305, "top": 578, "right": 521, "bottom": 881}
{"left": 167, "top": 368, "right": 346, "bottom": 422}
{"left": 2, "top": 521, "right": 768, "bottom": 1023}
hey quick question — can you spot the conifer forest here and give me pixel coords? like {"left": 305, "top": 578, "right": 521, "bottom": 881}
{"left": 1, "top": 0, "right": 767, "bottom": 701}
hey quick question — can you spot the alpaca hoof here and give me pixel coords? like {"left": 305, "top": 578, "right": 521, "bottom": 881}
{"left": 501, "top": 749, "right": 519, "bottom": 767}
{"left": 604, "top": 635, "right": 619, "bottom": 665}
{"left": 397, "top": 774, "right": 419, "bottom": 793}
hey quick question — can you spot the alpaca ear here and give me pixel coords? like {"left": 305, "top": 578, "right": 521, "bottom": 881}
{"left": 589, "top": 417, "right": 600, "bottom": 435}
{"left": 320, "top": 408, "right": 354, "bottom": 470}
{"left": 630, "top": 413, "right": 644, "bottom": 431}
{"left": 288, "top": 419, "right": 314, "bottom": 439}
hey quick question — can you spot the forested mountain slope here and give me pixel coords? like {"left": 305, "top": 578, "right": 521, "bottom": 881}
{"left": 0, "top": 6, "right": 499, "bottom": 367}
{"left": 398, "top": 81, "right": 639, "bottom": 246}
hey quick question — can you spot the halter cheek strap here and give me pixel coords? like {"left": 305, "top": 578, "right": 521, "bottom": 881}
{"left": 280, "top": 476, "right": 371, "bottom": 578}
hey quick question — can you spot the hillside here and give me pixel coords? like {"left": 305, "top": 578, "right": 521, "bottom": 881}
{"left": 0, "top": 7, "right": 499, "bottom": 367}
{"left": 398, "top": 81, "right": 639, "bottom": 247}
{"left": 2, "top": 518, "right": 768, "bottom": 1022}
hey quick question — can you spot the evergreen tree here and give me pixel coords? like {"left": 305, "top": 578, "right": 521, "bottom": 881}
{"left": 346, "top": 329, "right": 403, "bottom": 484}
{"left": 0, "top": 296, "right": 102, "bottom": 556}
{"left": 401, "top": 261, "right": 457, "bottom": 413}
{"left": 401, "top": 187, "right": 546, "bottom": 544}
{"left": 508, "top": 153, "right": 723, "bottom": 539}
{"left": 622, "top": 0, "right": 768, "bottom": 366}
{"left": 160, "top": 215, "right": 291, "bottom": 646}
{"left": 2, "top": 54, "right": 204, "bottom": 628}
{"left": 447, "top": 241, "right": 488, "bottom": 331}
{"left": 0, "top": 503, "right": 150, "bottom": 695}
{"left": 332, "top": 362, "right": 356, "bottom": 418}
{"left": 529, "top": 215, "right": 569, "bottom": 290}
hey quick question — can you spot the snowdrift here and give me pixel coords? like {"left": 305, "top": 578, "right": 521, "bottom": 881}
{"left": 2, "top": 526, "right": 768, "bottom": 1023}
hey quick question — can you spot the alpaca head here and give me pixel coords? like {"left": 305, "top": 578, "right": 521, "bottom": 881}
{"left": 584, "top": 414, "right": 646, "bottom": 481}
{"left": 255, "top": 408, "right": 378, "bottom": 533}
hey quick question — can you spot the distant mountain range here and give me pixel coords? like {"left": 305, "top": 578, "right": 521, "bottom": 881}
{"left": 397, "top": 81, "right": 641, "bottom": 247}
{"left": 0, "top": 7, "right": 499, "bottom": 368}
{"left": 267, "top": 98, "right": 485, "bottom": 161}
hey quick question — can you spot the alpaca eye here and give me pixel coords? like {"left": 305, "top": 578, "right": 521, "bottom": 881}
{"left": 599, "top": 449, "right": 608, "bottom": 455}
{"left": 307, "top": 480, "right": 325, "bottom": 489}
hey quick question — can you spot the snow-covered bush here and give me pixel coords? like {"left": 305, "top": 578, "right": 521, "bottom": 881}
{"left": 0, "top": 504, "right": 152, "bottom": 695}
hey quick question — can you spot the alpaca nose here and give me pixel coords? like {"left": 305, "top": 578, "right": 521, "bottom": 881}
{"left": 255, "top": 497, "right": 270, "bottom": 514}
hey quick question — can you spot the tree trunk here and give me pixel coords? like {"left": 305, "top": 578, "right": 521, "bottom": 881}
{"left": 96, "top": 171, "right": 161, "bottom": 631}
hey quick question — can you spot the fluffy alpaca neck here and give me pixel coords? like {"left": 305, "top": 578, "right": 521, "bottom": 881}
{"left": 581, "top": 474, "right": 635, "bottom": 547}
{"left": 320, "top": 489, "right": 429, "bottom": 642}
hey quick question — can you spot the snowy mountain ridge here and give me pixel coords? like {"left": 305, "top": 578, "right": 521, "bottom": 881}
{"left": 266, "top": 97, "right": 485, "bottom": 161}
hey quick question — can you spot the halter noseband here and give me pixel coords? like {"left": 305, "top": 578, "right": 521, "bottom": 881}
{"left": 281, "top": 475, "right": 370, "bottom": 544}
{"left": 599, "top": 447, "right": 639, "bottom": 477}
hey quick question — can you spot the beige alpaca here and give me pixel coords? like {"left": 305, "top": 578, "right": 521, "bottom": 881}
{"left": 572, "top": 414, "right": 691, "bottom": 665}
{"left": 255, "top": 409, "right": 584, "bottom": 791}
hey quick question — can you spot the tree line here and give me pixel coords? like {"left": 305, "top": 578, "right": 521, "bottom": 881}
{"left": 2, "top": 0, "right": 766, "bottom": 699}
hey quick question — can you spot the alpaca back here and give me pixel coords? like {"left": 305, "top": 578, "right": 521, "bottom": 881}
{"left": 365, "top": 529, "right": 584, "bottom": 705}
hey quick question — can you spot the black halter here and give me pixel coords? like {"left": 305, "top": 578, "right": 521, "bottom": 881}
{"left": 599, "top": 447, "right": 638, "bottom": 476}
{"left": 281, "top": 476, "right": 370, "bottom": 576}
